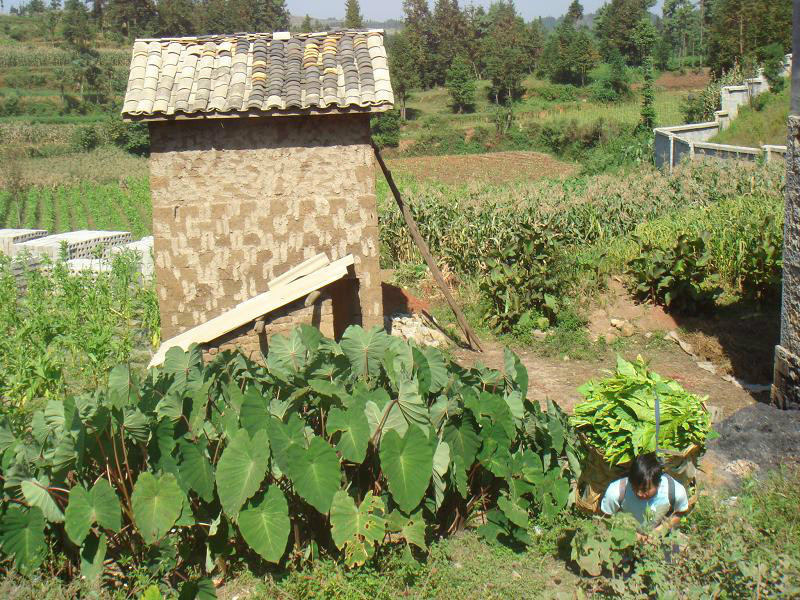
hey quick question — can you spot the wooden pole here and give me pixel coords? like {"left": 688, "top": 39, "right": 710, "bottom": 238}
{"left": 373, "top": 144, "right": 483, "bottom": 352}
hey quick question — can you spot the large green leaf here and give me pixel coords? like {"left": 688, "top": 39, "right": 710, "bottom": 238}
{"left": 386, "top": 509, "right": 426, "bottom": 550}
{"left": 178, "top": 441, "right": 215, "bottom": 503}
{"left": 379, "top": 427, "right": 435, "bottom": 513}
{"left": 265, "top": 415, "right": 305, "bottom": 474}
{"left": 0, "top": 506, "right": 47, "bottom": 575}
{"left": 432, "top": 440, "right": 450, "bottom": 508}
{"left": 330, "top": 490, "right": 386, "bottom": 567}
{"left": 340, "top": 325, "right": 392, "bottom": 380}
{"left": 131, "top": 472, "right": 185, "bottom": 544}
{"left": 503, "top": 347, "right": 528, "bottom": 396}
{"left": 239, "top": 387, "right": 270, "bottom": 438}
{"left": 163, "top": 345, "right": 204, "bottom": 391}
{"left": 108, "top": 364, "right": 136, "bottom": 410}
{"left": 444, "top": 422, "right": 481, "bottom": 468}
{"left": 215, "top": 429, "right": 270, "bottom": 518}
{"left": 238, "top": 486, "right": 290, "bottom": 564}
{"left": 267, "top": 330, "right": 309, "bottom": 377}
{"left": 397, "top": 378, "right": 430, "bottom": 429}
{"left": 326, "top": 406, "right": 370, "bottom": 464}
{"left": 79, "top": 533, "right": 107, "bottom": 584}
{"left": 64, "top": 480, "right": 121, "bottom": 545}
{"left": 179, "top": 578, "right": 218, "bottom": 600}
{"left": 21, "top": 479, "right": 64, "bottom": 523}
{"left": 420, "top": 346, "right": 449, "bottom": 394}
{"left": 286, "top": 437, "right": 341, "bottom": 514}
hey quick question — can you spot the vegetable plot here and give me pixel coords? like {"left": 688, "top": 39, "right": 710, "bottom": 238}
{"left": 0, "top": 325, "right": 579, "bottom": 591}
{"left": 571, "top": 356, "right": 713, "bottom": 466}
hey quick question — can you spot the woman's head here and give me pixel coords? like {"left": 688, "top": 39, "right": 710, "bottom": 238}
{"left": 629, "top": 452, "right": 663, "bottom": 500}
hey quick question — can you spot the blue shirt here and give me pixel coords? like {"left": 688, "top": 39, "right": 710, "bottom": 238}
{"left": 601, "top": 475, "right": 689, "bottom": 527}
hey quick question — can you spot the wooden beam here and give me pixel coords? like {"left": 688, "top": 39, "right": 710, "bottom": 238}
{"left": 373, "top": 144, "right": 483, "bottom": 352}
{"left": 149, "top": 254, "right": 355, "bottom": 367}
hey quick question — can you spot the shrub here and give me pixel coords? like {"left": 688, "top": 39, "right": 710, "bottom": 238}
{"left": 99, "top": 117, "right": 150, "bottom": 156}
{"left": 681, "top": 63, "right": 752, "bottom": 123}
{"left": 370, "top": 109, "right": 401, "bottom": 148}
{"left": 533, "top": 84, "right": 578, "bottom": 103}
{"left": 626, "top": 233, "right": 721, "bottom": 314}
{"left": 761, "top": 42, "right": 787, "bottom": 94}
{"left": 0, "top": 93, "right": 22, "bottom": 117}
{"left": 480, "top": 222, "right": 573, "bottom": 332}
{"left": 0, "top": 326, "right": 580, "bottom": 587}
{"left": 69, "top": 124, "right": 100, "bottom": 152}
{"left": 737, "top": 215, "right": 783, "bottom": 302}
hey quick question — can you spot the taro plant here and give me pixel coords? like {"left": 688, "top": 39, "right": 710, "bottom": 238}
{"left": 736, "top": 216, "right": 783, "bottom": 302}
{"left": 479, "top": 222, "right": 572, "bottom": 333}
{"left": 570, "top": 512, "right": 638, "bottom": 577}
{"left": 0, "top": 325, "right": 578, "bottom": 592}
{"left": 626, "top": 233, "right": 720, "bottom": 314}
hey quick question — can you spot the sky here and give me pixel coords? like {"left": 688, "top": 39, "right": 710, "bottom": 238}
{"left": 1, "top": 1, "right": 666, "bottom": 21}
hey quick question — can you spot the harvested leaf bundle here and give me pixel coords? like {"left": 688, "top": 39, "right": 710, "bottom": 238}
{"left": 571, "top": 356, "right": 713, "bottom": 466}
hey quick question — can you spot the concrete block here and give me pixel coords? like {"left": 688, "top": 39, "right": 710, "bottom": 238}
{"left": 0, "top": 229, "right": 48, "bottom": 256}
{"left": 14, "top": 230, "right": 132, "bottom": 260}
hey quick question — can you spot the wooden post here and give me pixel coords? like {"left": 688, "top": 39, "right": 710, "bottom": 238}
{"left": 373, "top": 144, "right": 483, "bottom": 352}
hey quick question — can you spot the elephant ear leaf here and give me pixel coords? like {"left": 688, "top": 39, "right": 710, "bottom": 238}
{"left": 215, "top": 429, "right": 270, "bottom": 518}
{"left": 238, "top": 486, "right": 290, "bottom": 564}
{"left": 65, "top": 480, "right": 121, "bottom": 545}
{"left": 0, "top": 506, "right": 47, "bottom": 575}
{"left": 379, "top": 427, "right": 435, "bottom": 513}
{"left": 330, "top": 490, "right": 386, "bottom": 567}
{"left": 131, "top": 472, "right": 185, "bottom": 544}
{"left": 327, "top": 406, "right": 370, "bottom": 464}
{"left": 340, "top": 325, "right": 392, "bottom": 380}
{"left": 286, "top": 437, "right": 341, "bottom": 514}
{"left": 21, "top": 479, "right": 64, "bottom": 524}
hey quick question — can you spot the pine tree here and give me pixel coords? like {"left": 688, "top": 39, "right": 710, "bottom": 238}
{"left": 566, "top": 0, "right": 583, "bottom": 24}
{"left": 483, "top": 1, "right": 527, "bottom": 104}
{"left": 402, "top": 0, "right": 434, "bottom": 88}
{"left": 344, "top": 0, "right": 363, "bottom": 29}
{"left": 300, "top": 14, "right": 312, "bottom": 31}
{"left": 638, "top": 54, "right": 656, "bottom": 132}
{"left": 156, "top": 0, "right": 197, "bottom": 36}
{"left": 388, "top": 31, "right": 419, "bottom": 120}
{"left": 430, "top": 0, "right": 467, "bottom": 86}
{"left": 106, "top": 0, "right": 157, "bottom": 39}
{"left": 62, "top": 0, "right": 93, "bottom": 47}
{"left": 254, "top": 0, "right": 289, "bottom": 31}
{"left": 594, "top": 0, "right": 656, "bottom": 64}
{"left": 446, "top": 55, "right": 475, "bottom": 113}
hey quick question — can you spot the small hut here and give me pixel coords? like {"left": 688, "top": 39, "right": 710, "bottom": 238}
{"left": 122, "top": 30, "right": 393, "bottom": 358}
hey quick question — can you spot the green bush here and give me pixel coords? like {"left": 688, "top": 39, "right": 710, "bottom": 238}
{"left": 480, "top": 222, "right": 573, "bottom": 333}
{"left": 761, "top": 42, "right": 787, "bottom": 94}
{"left": 737, "top": 215, "right": 783, "bottom": 302}
{"left": 626, "top": 233, "right": 721, "bottom": 314}
{"left": 533, "top": 84, "right": 578, "bottom": 103}
{"left": 69, "top": 124, "right": 100, "bottom": 152}
{"left": 370, "top": 109, "right": 401, "bottom": 148}
{"left": 0, "top": 326, "right": 580, "bottom": 587}
{"left": 99, "top": 117, "right": 150, "bottom": 156}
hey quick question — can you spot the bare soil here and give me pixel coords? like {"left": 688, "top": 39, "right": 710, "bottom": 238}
{"left": 385, "top": 151, "right": 577, "bottom": 186}
{"left": 654, "top": 68, "right": 711, "bottom": 91}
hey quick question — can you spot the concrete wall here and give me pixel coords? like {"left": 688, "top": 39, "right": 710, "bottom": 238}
{"left": 148, "top": 113, "right": 383, "bottom": 356}
{"left": 654, "top": 54, "right": 792, "bottom": 171}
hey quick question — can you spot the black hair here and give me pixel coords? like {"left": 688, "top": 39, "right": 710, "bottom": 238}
{"left": 629, "top": 452, "right": 663, "bottom": 491}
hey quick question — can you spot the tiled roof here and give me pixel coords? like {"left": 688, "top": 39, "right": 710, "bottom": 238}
{"left": 122, "top": 30, "right": 393, "bottom": 121}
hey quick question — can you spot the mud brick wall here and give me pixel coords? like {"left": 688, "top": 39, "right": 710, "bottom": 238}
{"left": 148, "top": 113, "right": 382, "bottom": 346}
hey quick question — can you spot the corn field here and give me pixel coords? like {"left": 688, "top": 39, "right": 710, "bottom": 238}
{"left": 0, "top": 177, "right": 151, "bottom": 239}
{"left": 0, "top": 47, "right": 129, "bottom": 68}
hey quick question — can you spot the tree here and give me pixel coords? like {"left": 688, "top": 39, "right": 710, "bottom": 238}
{"left": 631, "top": 16, "right": 658, "bottom": 66}
{"left": 106, "top": 0, "right": 157, "bottom": 39}
{"left": 706, "top": 0, "right": 792, "bottom": 76}
{"left": 446, "top": 55, "right": 476, "bottom": 113}
{"left": 430, "top": 0, "right": 468, "bottom": 85}
{"left": 566, "top": 0, "right": 584, "bottom": 24}
{"left": 344, "top": 0, "right": 363, "bottom": 29}
{"left": 483, "top": 1, "right": 527, "bottom": 103}
{"left": 300, "top": 14, "right": 312, "bottom": 32}
{"left": 387, "top": 31, "right": 419, "bottom": 120}
{"left": 462, "top": 4, "right": 488, "bottom": 79}
{"left": 523, "top": 18, "right": 546, "bottom": 74}
{"left": 402, "top": 0, "right": 434, "bottom": 88}
{"left": 595, "top": 0, "right": 657, "bottom": 64}
{"left": 662, "top": 0, "right": 699, "bottom": 68}
{"left": 638, "top": 54, "right": 656, "bottom": 132}
{"left": 156, "top": 0, "right": 197, "bottom": 37}
{"left": 61, "top": 0, "right": 93, "bottom": 48}
{"left": 540, "top": 20, "right": 597, "bottom": 86}
{"left": 607, "top": 47, "right": 631, "bottom": 97}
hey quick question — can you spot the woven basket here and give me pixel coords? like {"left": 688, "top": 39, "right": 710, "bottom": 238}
{"left": 575, "top": 438, "right": 703, "bottom": 514}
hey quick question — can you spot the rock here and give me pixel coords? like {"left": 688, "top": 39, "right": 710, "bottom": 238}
{"left": 532, "top": 329, "right": 549, "bottom": 341}
{"left": 620, "top": 322, "right": 635, "bottom": 337}
{"left": 696, "top": 361, "right": 716, "bottom": 374}
{"left": 645, "top": 332, "right": 653, "bottom": 339}
{"left": 724, "top": 459, "right": 759, "bottom": 478}
{"left": 604, "top": 332, "right": 618, "bottom": 345}
{"left": 385, "top": 312, "right": 451, "bottom": 348}
{"left": 610, "top": 318, "right": 624, "bottom": 329}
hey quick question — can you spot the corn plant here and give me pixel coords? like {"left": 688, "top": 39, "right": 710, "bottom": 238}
{"left": 0, "top": 327, "right": 580, "bottom": 591}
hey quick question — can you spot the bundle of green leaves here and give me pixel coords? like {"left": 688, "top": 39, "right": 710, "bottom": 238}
{"left": 570, "top": 356, "right": 713, "bottom": 466}
{"left": 0, "top": 325, "right": 580, "bottom": 591}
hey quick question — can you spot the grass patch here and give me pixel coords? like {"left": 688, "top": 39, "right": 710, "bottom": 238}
{"left": 711, "top": 83, "right": 790, "bottom": 147}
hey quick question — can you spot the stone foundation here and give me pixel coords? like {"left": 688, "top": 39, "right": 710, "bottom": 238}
{"left": 773, "top": 115, "right": 800, "bottom": 409}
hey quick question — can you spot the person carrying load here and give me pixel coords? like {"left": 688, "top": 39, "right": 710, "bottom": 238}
{"left": 600, "top": 452, "right": 690, "bottom": 542}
